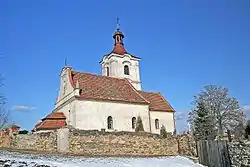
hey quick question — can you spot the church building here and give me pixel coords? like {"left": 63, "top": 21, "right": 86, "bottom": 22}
{"left": 32, "top": 23, "right": 176, "bottom": 134}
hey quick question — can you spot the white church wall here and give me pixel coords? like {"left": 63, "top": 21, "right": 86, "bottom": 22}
{"left": 74, "top": 99, "right": 150, "bottom": 132}
{"left": 53, "top": 99, "right": 77, "bottom": 128}
{"left": 56, "top": 67, "right": 75, "bottom": 106}
{"left": 150, "top": 111, "right": 175, "bottom": 134}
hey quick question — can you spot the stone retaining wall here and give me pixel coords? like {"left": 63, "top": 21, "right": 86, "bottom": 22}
{"left": 69, "top": 129, "right": 196, "bottom": 156}
{"left": 0, "top": 132, "right": 57, "bottom": 152}
{"left": 0, "top": 129, "right": 197, "bottom": 157}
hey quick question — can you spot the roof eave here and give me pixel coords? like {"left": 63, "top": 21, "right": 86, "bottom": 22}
{"left": 75, "top": 96, "right": 149, "bottom": 105}
{"left": 150, "top": 109, "right": 175, "bottom": 112}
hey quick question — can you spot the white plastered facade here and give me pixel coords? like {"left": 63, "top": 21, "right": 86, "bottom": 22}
{"left": 52, "top": 55, "right": 175, "bottom": 134}
{"left": 100, "top": 53, "right": 142, "bottom": 90}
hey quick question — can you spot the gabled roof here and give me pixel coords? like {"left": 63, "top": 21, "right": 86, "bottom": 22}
{"left": 34, "top": 112, "right": 67, "bottom": 131}
{"left": 70, "top": 70, "right": 149, "bottom": 104}
{"left": 138, "top": 91, "right": 175, "bottom": 112}
{"left": 42, "top": 112, "right": 66, "bottom": 120}
{"left": 69, "top": 70, "right": 174, "bottom": 112}
{"left": 35, "top": 119, "right": 66, "bottom": 130}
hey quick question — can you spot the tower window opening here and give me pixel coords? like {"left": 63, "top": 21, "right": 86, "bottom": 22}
{"left": 124, "top": 65, "right": 129, "bottom": 75}
{"left": 106, "top": 67, "right": 109, "bottom": 76}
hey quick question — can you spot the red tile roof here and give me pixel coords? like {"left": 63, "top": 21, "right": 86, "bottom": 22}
{"left": 112, "top": 44, "right": 127, "bottom": 55}
{"left": 138, "top": 91, "right": 175, "bottom": 112}
{"left": 43, "top": 112, "right": 66, "bottom": 120}
{"left": 34, "top": 112, "right": 67, "bottom": 131}
{"left": 32, "top": 121, "right": 42, "bottom": 131}
{"left": 69, "top": 70, "right": 174, "bottom": 112}
{"left": 70, "top": 71, "right": 149, "bottom": 104}
{"left": 36, "top": 119, "right": 67, "bottom": 130}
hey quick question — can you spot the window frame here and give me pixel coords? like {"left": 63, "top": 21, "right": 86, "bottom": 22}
{"left": 124, "top": 65, "right": 129, "bottom": 75}
{"left": 132, "top": 117, "right": 136, "bottom": 129}
{"left": 106, "top": 67, "right": 109, "bottom": 76}
{"left": 107, "top": 116, "right": 113, "bottom": 129}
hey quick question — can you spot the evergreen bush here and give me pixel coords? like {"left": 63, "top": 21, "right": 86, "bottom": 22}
{"left": 160, "top": 125, "right": 168, "bottom": 138}
{"left": 135, "top": 116, "right": 144, "bottom": 132}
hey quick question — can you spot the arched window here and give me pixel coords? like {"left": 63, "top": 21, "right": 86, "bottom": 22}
{"left": 155, "top": 119, "right": 159, "bottom": 129}
{"left": 107, "top": 116, "right": 113, "bottom": 129}
{"left": 106, "top": 67, "right": 109, "bottom": 76}
{"left": 124, "top": 65, "right": 129, "bottom": 75}
{"left": 132, "top": 117, "right": 136, "bottom": 129}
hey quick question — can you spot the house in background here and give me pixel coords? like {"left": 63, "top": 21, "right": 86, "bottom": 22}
{"left": 32, "top": 112, "right": 67, "bottom": 133}
{"left": 33, "top": 23, "right": 176, "bottom": 134}
{"left": 0, "top": 124, "right": 20, "bottom": 136}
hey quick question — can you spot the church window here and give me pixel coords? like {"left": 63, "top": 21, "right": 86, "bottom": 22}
{"left": 107, "top": 116, "right": 113, "bottom": 129}
{"left": 132, "top": 117, "right": 136, "bottom": 129}
{"left": 68, "top": 110, "right": 71, "bottom": 125}
{"left": 124, "top": 65, "right": 129, "bottom": 75}
{"left": 106, "top": 67, "right": 109, "bottom": 76}
{"left": 155, "top": 119, "right": 159, "bottom": 129}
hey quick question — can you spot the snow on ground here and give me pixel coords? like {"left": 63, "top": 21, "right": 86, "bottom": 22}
{"left": 0, "top": 150, "right": 204, "bottom": 167}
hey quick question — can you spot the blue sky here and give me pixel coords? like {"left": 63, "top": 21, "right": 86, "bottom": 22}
{"left": 0, "top": 0, "right": 250, "bottom": 132}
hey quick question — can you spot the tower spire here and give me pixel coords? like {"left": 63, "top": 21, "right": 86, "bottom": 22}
{"left": 64, "top": 58, "right": 67, "bottom": 66}
{"left": 116, "top": 17, "right": 120, "bottom": 31}
{"left": 111, "top": 18, "right": 126, "bottom": 55}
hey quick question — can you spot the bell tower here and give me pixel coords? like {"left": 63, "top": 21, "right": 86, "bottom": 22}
{"left": 100, "top": 18, "right": 142, "bottom": 90}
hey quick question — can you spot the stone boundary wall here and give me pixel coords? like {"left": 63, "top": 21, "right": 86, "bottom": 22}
{"left": 0, "top": 129, "right": 197, "bottom": 157}
{"left": 69, "top": 129, "right": 197, "bottom": 156}
{"left": 0, "top": 132, "right": 57, "bottom": 152}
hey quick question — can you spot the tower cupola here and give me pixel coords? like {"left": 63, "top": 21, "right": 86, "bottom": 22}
{"left": 111, "top": 18, "right": 127, "bottom": 55}
{"left": 100, "top": 18, "right": 142, "bottom": 90}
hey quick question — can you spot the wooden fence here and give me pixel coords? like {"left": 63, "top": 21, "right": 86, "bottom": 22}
{"left": 197, "top": 140, "right": 231, "bottom": 167}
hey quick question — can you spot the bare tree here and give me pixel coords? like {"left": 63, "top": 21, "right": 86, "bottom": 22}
{"left": 188, "top": 85, "right": 246, "bottom": 137}
{"left": 0, "top": 75, "right": 8, "bottom": 129}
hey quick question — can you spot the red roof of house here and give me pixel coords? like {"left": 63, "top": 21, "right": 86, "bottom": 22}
{"left": 33, "top": 121, "right": 42, "bottom": 130}
{"left": 138, "top": 91, "right": 175, "bottom": 112}
{"left": 69, "top": 70, "right": 174, "bottom": 112}
{"left": 35, "top": 119, "right": 67, "bottom": 130}
{"left": 71, "top": 71, "right": 149, "bottom": 104}
{"left": 34, "top": 112, "right": 67, "bottom": 131}
{"left": 43, "top": 112, "right": 66, "bottom": 120}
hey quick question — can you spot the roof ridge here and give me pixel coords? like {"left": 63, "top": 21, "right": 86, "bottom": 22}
{"left": 72, "top": 70, "right": 127, "bottom": 81}
{"left": 138, "top": 90, "right": 159, "bottom": 94}
{"left": 124, "top": 79, "right": 150, "bottom": 104}
{"left": 35, "top": 120, "right": 45, "bottom": 131}
{"left": 156, "top": 92, "right": 175, "bottom": 112}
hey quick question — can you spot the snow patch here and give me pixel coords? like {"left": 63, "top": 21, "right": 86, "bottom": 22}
{"left": 0, "top": 150, "right": 204, "bottom": 167}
